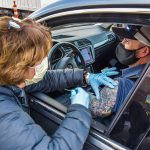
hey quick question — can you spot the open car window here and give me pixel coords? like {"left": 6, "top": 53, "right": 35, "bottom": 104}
{"left": 37, "top": 22, "right": 148, "bottom": 134}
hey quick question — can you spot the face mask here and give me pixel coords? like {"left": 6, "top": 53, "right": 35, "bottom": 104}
{"left": 25, "top": 57, "right": 48, "bottom": 86}
{"left": 115, "top": 43, "right": 140, "bottom": 66}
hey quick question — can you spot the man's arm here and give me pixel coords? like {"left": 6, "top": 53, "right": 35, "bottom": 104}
{"left": 90, "top": 78, "right": 135, "bottom": 117}
{"left": 24, "top": 69, "right": 84, "bottom": 93}
{"left": 89, "top": 80, "right": 118, "bottom": 117}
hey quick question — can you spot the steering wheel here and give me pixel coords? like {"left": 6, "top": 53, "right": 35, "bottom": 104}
{"left": 48, "top": 42, "right": 86, "bottom": 69}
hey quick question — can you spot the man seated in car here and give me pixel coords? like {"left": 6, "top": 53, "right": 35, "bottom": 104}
{"left": 90, "top": 25, "right": 150, "bottom": 118}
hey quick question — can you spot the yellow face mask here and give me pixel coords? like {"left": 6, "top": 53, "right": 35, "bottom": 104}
{"left": 25, "top": 57, "right": 48, "bottom": 86}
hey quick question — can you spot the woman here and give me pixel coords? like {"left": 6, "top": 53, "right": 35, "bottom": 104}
{"left": 0, "top": 16, "right": 117, "bottom": 150}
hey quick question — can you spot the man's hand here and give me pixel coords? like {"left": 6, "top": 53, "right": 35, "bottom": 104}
{"left": 70, "top": 87, "right": 90, "bottom": 109}
{"left": 88, "top": 67, "right": 119, "bottom": 99}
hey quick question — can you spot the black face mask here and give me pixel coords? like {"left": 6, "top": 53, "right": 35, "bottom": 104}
{"left": 115, "top": 43, "right": 140, "bottom": 66}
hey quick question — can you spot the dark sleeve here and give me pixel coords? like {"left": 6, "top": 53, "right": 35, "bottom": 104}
{"left": 112, "top": 78, "right": 134, "bottom": 113}
{"left": 24, "top": 69, "right": 84, "bottom": 93}
{"left": 0, "top": 98, "right": 92, "bottom": 150}
{"left": 49, "top": 104, "right": 92, "bottom": 150}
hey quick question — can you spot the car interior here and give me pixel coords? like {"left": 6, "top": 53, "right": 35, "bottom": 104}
{"left": 47, "top": 22, "right": 127, "bottom": 120}
{"left": 29, "top": 22, "right": 150, "bottom": 149}
{"left": 30, "top": 23, "right": 128, "bottom": 124}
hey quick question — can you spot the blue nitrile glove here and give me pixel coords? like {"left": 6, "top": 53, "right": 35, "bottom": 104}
{"left": 101, "top": 67, "right": 119, "bottom": 76}
{"left": 88, "top": 67, "right": 119, "bottom": 100}
{"left": 70, "top": 87, "right": 90, "bottom": 109}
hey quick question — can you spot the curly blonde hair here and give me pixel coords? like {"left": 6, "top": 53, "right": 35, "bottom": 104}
{"left": 0, "top": 16, "right": 52, "bottom": 85}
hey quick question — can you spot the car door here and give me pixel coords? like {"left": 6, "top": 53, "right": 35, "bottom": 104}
{"left": 29, "top": 59, "right": 150, "bottom": 150}
{"left": 28, "top": 1, "right": 150, "bottom": 150}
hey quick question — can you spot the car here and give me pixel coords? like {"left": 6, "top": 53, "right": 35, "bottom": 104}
{"left": 27, "top": 0, "right": 150, "bottom": 149}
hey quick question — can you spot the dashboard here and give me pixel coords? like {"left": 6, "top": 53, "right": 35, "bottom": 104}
{"left": 51, "top": 24, "right": 117, "bottom": 68}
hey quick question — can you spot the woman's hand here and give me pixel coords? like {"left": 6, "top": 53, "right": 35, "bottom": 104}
{"left": 70, "top": 87, "right": 90, "bottom": 109}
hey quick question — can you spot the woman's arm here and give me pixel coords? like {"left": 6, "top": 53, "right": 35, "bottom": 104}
{"left": 24, "top": 68, "right": 85, "bottom": 93}
{"left": 0, "top": 97, "right": 92, "bottom": 150}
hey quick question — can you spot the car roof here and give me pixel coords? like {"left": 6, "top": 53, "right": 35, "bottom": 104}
{"left": 28, "top": 0, "right": 150, "bottom": 19}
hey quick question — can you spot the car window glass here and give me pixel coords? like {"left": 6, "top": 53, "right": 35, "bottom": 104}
{"left": 108, "top": 64, "right": 150, "bottom": 149}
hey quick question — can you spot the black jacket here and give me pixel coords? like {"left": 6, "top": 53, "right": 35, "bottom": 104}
{"left": 0, "top": 69, "right": 92, "bottom": 150}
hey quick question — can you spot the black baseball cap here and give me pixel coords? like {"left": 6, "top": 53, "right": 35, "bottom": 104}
{"left": 112, "top": 25, "right": 150, "bottom": 47}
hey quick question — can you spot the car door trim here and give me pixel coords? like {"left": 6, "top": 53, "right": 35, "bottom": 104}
{"left": 36, "top": 8, "right": 150, "bottom": 23}
{"left": 89, "top": 132, "right": 129, "bottom": 150}
{"left": 30, "top": 92, "right": 107, "bottom": 133}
